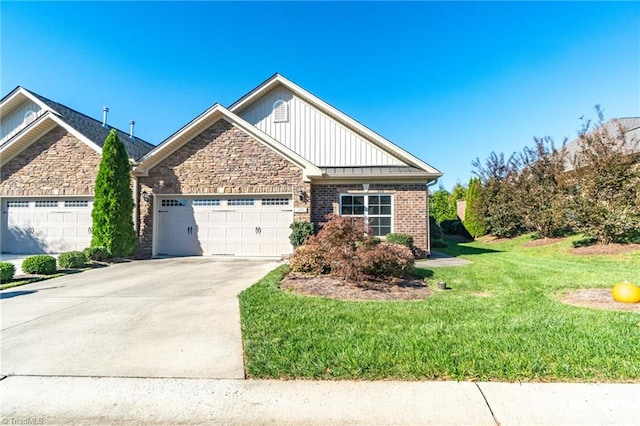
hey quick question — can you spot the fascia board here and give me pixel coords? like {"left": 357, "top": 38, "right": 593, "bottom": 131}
{"left": 1, "top": 87, "right": 58, "bottom": 116}
{"left": 229, "top": 75, "right": 441, "bottom": 174}
{"left": 135, "top": 104, "right": 322, "bottom": 180}
{"left": 136, "top": 104, "right": 223, "bottom": 173}
{"left": 0, "top": 113, "right": 101, "bottom": 166}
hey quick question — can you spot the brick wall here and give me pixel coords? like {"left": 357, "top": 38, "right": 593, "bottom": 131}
{"left": 137, "top": 119, "right": 309, "bottom": 256}
{"left": 0, "top": 126, "right": 101, "bottom": 196}
{"left": 310, "top": 183, "right": 429, "bottom": 256}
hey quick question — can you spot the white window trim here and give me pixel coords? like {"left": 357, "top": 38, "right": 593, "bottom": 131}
{"left": 339, "top": 193, "right": 394, "bottom": 236}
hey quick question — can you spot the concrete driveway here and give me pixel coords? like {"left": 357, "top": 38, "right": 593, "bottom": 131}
{"left": 0, "top": 257, "right": 278, "bottom": 379}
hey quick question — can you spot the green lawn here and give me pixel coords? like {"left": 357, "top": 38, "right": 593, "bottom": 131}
{"left": 239, "top": 235, "right": 640, "bottom": 382}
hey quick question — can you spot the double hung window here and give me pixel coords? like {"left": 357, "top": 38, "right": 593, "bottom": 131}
{"left": 339, "top": 194, "right": 392, "bottom": 236}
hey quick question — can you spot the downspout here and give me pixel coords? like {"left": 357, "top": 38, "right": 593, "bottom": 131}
{"left": 426, "top": 178, "right": 439, "bottom": 258}
{"left": 132, "top": 169, "right": 140, "bottom": 235}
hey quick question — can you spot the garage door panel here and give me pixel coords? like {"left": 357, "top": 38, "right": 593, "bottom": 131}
{"left": 156, "top": 196, "right": 293, "bottom": 257}
{"left": 2, "top": 198, "right": 93, "bottom": 254}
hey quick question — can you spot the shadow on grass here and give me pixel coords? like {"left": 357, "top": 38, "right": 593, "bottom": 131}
{"left": 412, "top": 269, "right": 433, "bottom": 279}
{"left": 437, "top": 238, "right": 503, "bottom": 257}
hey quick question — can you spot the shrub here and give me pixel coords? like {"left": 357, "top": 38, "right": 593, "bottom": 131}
{"left": 464, "top": 177, "right": 487, "bottom": 238}
{"left": 357, "top": 242, "right": 415, "bottom": 278}
{"left": 58, "top": 251, "right": 87, "bottom": 269}
{"left": 385, "top": 233, "right": 414, "bottom": 250}
{"left": 289, "top": 221, "right": 316, "bottom": 248}
{"left": 0, "top": 262, "right": 16, "bottom": 282}
{"left": 429, "top": 216, "right": 443, "bottom": 240}
{"left": 22, "top": 255, "right": 57, "bottom": 275}
{"left": 289, "top": 215, "right": 415, "bottom": 282}
{"left": 83, "top": 246, "right": 111, "bottom": 261}
{"left": 289, "top": 244, "right": 327, "bottom": 274}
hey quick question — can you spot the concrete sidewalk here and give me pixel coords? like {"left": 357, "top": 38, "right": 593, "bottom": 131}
{"left": 416, "top": 251, "right": 472, "bottom": 268}
{"left": 1, "top": 375, "right": 638, "bottom": 425}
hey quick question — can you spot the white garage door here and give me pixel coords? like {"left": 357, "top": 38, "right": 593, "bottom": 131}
{"left": 156, "top": 196, "right": 293, "bottom": 257}
{"left": 1, "top": 198, "right": 93, "bottom": 254}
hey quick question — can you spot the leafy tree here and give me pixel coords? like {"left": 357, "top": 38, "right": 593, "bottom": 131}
{"left": 91, "top": 129, "right": 137, "bottom": 257}
{"left": 567, "top": 108, "right": 640, "bottom": 243}
{"left": 514, "top": 136, "right": 570, "bottom": 238}
{"left": 429, "top": 184, "right": 457, "bottom": 224}
{"left": 472, "top": 152, "right": 522, "bottom": 237}
{"left": 463, "top": 178, "right": 486, "bottom": 238}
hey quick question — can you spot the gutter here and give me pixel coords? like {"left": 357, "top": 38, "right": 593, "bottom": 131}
{"left": 425, "top": 178, "right": 439, "bottom": 258}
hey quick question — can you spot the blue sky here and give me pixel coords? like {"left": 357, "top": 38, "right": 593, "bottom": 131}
{"left": 2, "top": 1, "right": 639, "bottom": 190}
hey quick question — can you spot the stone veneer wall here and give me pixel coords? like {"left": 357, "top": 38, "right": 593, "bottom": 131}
{"left": 136, "top": 119, "right": 309, "bottom": 257}
{"left": 310, "top": 183, "right": 429, "bottom": 256}
{"left": 0, "top": 126, "right": 101, "bottom": 196}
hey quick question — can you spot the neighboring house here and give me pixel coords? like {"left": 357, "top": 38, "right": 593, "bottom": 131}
{"left": 1, "top": 74, "right": 442, "bottom": 258}
{"left": 564, "top": 117, "right": 640, "bottom": 170}
{"left": 0, "top": 87, "right": 153, "bottom": 253}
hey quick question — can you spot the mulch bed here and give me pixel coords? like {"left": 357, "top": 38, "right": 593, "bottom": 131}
{"left": 559, "top": 289, "right": 640, "bottom": 312}
{"left": 572, "top": 243, "right": 640, "bottom": 256}
{"left": 522, "top": 237, "right": 566, "bottom": 247}
{"left": 280, "top": 272, "right": 431, "bottom": 301}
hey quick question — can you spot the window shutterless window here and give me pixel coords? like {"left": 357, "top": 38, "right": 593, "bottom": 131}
{"left": 339, "top": 194, "right": 392, "bottom": 236}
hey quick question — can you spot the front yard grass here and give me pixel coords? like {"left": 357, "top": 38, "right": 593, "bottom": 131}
{"left": 239, "top": 235, "right": 640, "bottom": 382}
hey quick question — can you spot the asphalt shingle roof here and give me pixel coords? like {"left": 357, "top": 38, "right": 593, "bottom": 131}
{"left": 564, "top": 117, "right": 640, "bottom": 158}
{"left": 28, "top": 89, "right": 154, "bottom": 160}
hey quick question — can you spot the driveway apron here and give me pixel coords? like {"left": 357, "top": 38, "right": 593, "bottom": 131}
{"left": 0, "top": 257, "right": 278, "bottom": 379}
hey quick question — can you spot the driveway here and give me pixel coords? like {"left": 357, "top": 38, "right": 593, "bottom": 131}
{"left": 0, "top": 257, "right": 279, "bottom": 379}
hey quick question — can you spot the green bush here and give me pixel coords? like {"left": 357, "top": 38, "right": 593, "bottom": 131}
{"left": 83, "top": 246, "right": 111, "bottom": 261}
{"left": 385, "top": 233, "right": 414, "bottom": 249}
{"left": 429, "top": 216, "right": 443, "bottom": 240}
{"left": 0, "top": 262, "right": 16, "bottom": 282}
{"left": 289, "top": 221, "right": 316, "bottom": 248}
{"left": 464, "top": 177, "right": 487, "bottom": 238}
{"left": 58, "top": 251, "right": 87, "bottom": 269}
{"left": 22, "top": 255, "right": 57, "bottom": 275}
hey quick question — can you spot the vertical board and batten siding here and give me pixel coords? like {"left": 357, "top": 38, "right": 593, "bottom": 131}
{"left": 0, "top": 100, "right": 43, "bottom": 143}
{"left": 239, "top": 87, "right": 404, "bottom": 167}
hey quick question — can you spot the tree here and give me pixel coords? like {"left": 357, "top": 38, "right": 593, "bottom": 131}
{"left": 567, "top": 107, "right": 640, "bottom": 243}
{"left": 91, "top": 129, "right": 137, "bottom": 256}
{"left": 464, "top": 178, "right": 486, "bottom": 238}
{"left": 514, "top": 136, "right": 570, "bottom": 238}
{"left": 429, "top": 184, "right": 457, "bottom": 224}
{"left": 472, "top": 152, "right": 522, "bottom": 237}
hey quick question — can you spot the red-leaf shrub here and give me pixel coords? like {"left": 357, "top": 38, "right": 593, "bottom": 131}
{"left": 289, "top": 244, "right": 326, "bottom": 274}
{"left": 357, "top": 242, "right": 415, "bottom": 278}
{"left": 289, "top": 214, "right": 415, "bottom": 282}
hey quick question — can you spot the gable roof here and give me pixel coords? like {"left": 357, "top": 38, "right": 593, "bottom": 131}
{"left": 0, "top": 86, "right": 154, "bottom": 161}
{"left": 134, "top": 103, "right": 323, "bottom": 181}
{"left": 229, "top": 73, "right": 442, "bottom": 178}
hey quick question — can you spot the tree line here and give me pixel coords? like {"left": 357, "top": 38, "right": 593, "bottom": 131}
{"left": 431, "top": 108, "right": 640, "bottom": 244}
